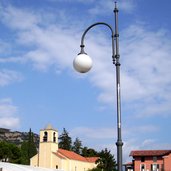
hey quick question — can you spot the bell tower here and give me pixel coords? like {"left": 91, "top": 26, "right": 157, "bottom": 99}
{"left": 38, "top": 124, "right": 58, "bottom": 168}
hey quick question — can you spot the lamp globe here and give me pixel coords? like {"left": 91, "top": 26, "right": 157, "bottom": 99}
{"left": 73, "top": 53, "right": 93, "bottom": 73}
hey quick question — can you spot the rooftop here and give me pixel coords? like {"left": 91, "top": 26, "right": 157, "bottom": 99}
{"left": 130, "top": 150, "right": 171, "bottom": 157}
{"left": 57, "top": 148, "right": 98, "bottom": 163}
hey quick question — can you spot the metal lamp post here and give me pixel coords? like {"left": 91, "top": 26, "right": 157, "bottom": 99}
{"left": 73, "top": 3, "right": 123, "bottom": 171}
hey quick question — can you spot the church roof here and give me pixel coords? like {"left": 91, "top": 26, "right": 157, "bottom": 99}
{"left": 85, "top": 157, "right": 99, "bottom": 163}
{"left": 45, "top": 124, "right": 53, "bottom": 130}
{"left": 42, "top": 124, "right": 58, "bottom": 132}
{"left": 56, "top": 148, "right": 98, "bottom": 163}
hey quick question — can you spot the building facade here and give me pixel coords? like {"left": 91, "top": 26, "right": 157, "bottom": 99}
{"left": 128, "top": 150, "right": 171, "bottom": 171}
{"left": 30, "top": 125, "right": 98, "bottom": 171}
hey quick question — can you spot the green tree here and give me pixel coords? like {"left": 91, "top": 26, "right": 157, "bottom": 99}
{"left": 0, "top": 141, "right": 21, "bottom": 163}
{"left": 20, "top": 128, "right": 37, "bottom": 165}
{"left": 81, "top": 146, "right": 98, "bottom": 157}
{"left": 20, "top": 141, "right": 29, "bottom": 164}
{"left": 8, "top": 143, "right": 21, "bottom": 163}
{"left": 72, "top": 137, "right": 82, "bottom": 154}
{"left": 28, "top": 128, "right": 37, "bottom": 159}
{"left": 58, "top": 128, "right": 72, "bottom": 150}
{"left": 0, "top": 141, "right": 11, "bottom": 162}
{"left": 96, "top": 148, "right": 117, "bottom": 171}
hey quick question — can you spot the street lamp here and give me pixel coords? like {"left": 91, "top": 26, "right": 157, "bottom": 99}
{"left": 73, "top": 2, "right": 123, "bottom": 171}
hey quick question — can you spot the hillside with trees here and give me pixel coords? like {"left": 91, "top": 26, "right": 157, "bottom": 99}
{"left": 0, "top": 129, "right": 37, "bottom": 165}
{"left": 0, "top": 128, "right": 39, "bottom": 147}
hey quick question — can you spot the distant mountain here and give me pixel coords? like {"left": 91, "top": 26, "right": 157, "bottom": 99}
{"left": 0, "top": 128, "right": 39, "bottom": 148}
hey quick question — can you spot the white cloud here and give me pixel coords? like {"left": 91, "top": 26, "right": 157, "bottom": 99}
{"left": 0, "top": 56, "right": 25, "bottom": 63}
{"left": 84, "top": 24, "right": 171, "bottom": 118}
{"left": 0, "top": 41, "right": 11, "bottom": 54}
{"left": 0, "top": 117, "right": 20, "bottom": 128}
{"left": 1, "top": 5, "right": 41, "bottom": 31}
{"left": 0, "top": 98, "right": 17, "bottom": 116}
{"left": 70, "top": 126, "right": 118, "bottom": 159}
{"left": 0, "top": 69, "right": 23, "bottom": 86}
{"left": 119, "top": 0, "right": 136, "bottom": 13}
{"left": 141, "top": 139, "right": 156, "bottom": 147}
{"left": 136, "top": 101, "right": 171, "bottom": 118}
{"left": 120, "top": 25, "right": 171, "bottom": 116}
{"left": 120, "top": 25, "right": 170, "bottom": 102}
{"left": 138, "top": 125, "right": 159, "bottom": 133}
{"left": 46, "top": 0, "right": 136, "bottom": 13}
{"left": 0, "top": 5, "right": 79, "bottom": 73}
{"left": 88, "top": 0, "right": 136, "bottom": 15}
{"left": 0, "top": 98, "right": 20, "bottom": 129}
{"left": 71, "top": 126, "right": 116, "bottom": 139}
{"left": 46, "top": 0, "right": 94, "bottom": 2}
{"left": 123, "top": 125, "right": 160, "bottom": 140}
{"left": 20, "top": 27, "right": 80, "bottom": 72}
{"left": 70, "top": 124, "right": 161, "bottom": 162}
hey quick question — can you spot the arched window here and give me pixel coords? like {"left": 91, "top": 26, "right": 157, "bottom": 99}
{"left": 53, "top": 132, "right": 56, "bottom": 142}
{"left": 43, "top": 131, "right": 48, "bottom": 142}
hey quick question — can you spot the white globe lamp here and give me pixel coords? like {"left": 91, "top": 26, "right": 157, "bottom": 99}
{"left": 73, "top": 53, "right": 93, "bottom": 73}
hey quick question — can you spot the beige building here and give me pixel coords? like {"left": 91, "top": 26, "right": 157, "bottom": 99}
{"left": 30, "top": 125, "right": 98, "bottom": 171}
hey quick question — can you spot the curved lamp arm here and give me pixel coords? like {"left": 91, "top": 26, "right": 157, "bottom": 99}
{"left": 79, "top": 22, "right": 116, "bottom": 65}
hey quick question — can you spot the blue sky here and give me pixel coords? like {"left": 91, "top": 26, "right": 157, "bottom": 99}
{"left": 0, "top": 0, "right": 171, "bottom": 162}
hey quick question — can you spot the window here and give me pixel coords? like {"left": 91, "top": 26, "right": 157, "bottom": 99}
{"left": 153, "top": 157, "right": 157, "bottom": 162}
{"left": 43, "top": 131, "right": 48, "bottom": 142}
{"left": 151, "top": 164, "right": 159, "bottom": 171}
{"left": 141, "top": 157, "right": 145, "bottom": 162}
{"left": 53, "top": 132, "right": 56, "bottom": 142}
{"left": 141, "top": 164, "right": 145, "bottom": 171}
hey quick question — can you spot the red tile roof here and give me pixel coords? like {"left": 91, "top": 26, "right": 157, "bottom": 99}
{"left": 53, "top": 151, "right": 66, "bottom": 159}
{"left": 57, "top": 148, "right": 98, "bottom": 163}
{"left": 85, "top": 157, "right": 99, "bottom": 163}
{"left": 130, "top": 150, "right": 171, "bottom": 157}
{"left": 124, "top": 162, "right": 133, "bottom": 166}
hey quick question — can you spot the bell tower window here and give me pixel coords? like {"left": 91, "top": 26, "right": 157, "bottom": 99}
{"left": 53, "top": 132, "right": 56, "bottom": 142}
{"left": 43, "top": 131, "right": 48, "bottom": 142}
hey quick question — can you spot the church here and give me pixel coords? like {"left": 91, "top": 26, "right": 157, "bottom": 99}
{"left": 30, "top": 125, "right": 98, "bottom": 171}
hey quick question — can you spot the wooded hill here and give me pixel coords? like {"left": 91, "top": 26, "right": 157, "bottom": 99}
{"left": 0, "top": 128, "right": 39, "bottom": 148}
